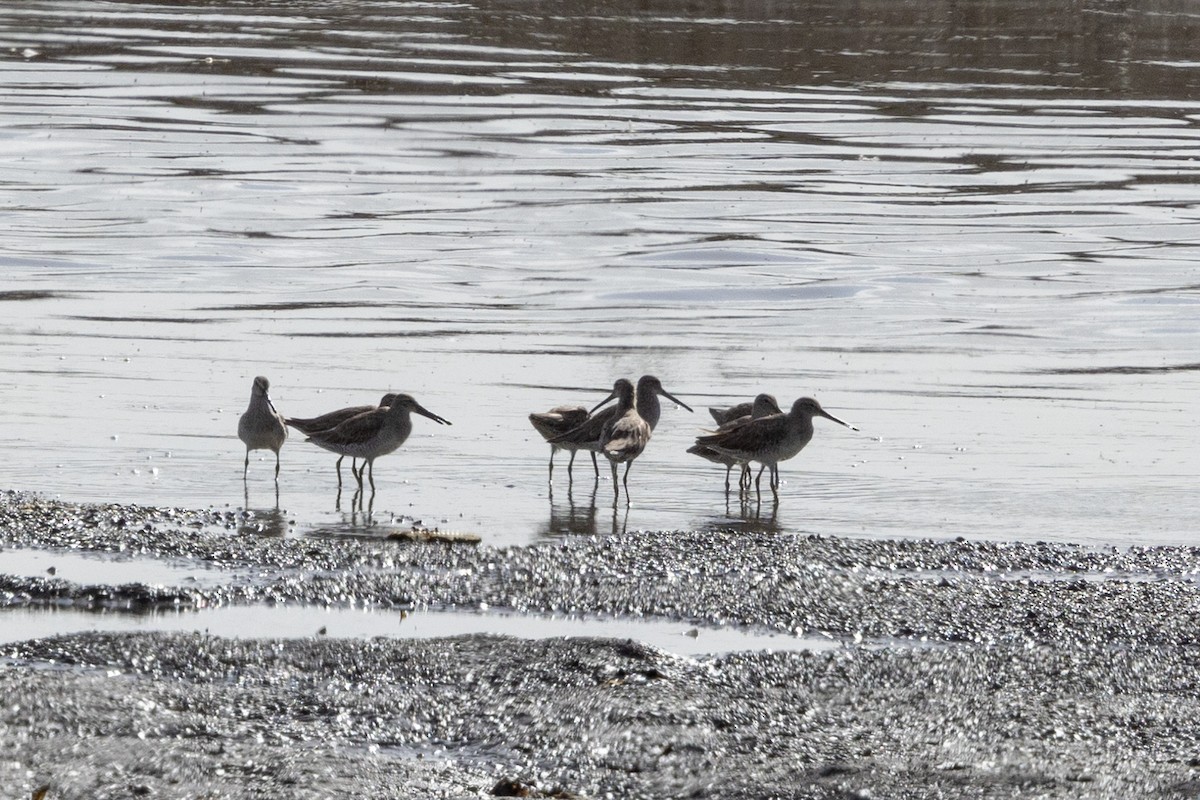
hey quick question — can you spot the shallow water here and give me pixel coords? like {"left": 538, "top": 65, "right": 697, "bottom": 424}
{"left": 2, "top": 0, "right": 1198, "bottom": 553}
{"left": 0, "top": 546, "right": 240, "bottom": 588}
{"left": 0, "top": 605, "right": 842, "bottom": 657}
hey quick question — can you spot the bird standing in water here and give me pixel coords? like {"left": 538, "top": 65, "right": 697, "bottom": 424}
{"left": 304, "top": 393, "right": 451, "bottom": 491}
{"left": 688, "top": 393, "right": 782, "bottom": 491}
{"left": 237, "top": 375, "right": 288, "bottom": 482}
{"left": 529, "top": 404, "right": 594, "bottom": 481}
{"left": 694, "top": 396, "right": 856, "bottom": 497}
{"left": 286, "top": 393, "right": 398, "bottom": 487}
{"left": 592, "top": 378, "right": 650, "bottom": 503}
{"left": 545, "top": 374, "right": 692, "bottom": 485}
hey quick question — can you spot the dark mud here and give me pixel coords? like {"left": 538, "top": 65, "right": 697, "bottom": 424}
{"left": 4, "top": 491, "right": 1200, "bottom": 798}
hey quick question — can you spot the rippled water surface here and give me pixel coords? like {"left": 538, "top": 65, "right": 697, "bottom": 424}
{"left": 2, "top": 0, "right": 1198, "bottom": 549}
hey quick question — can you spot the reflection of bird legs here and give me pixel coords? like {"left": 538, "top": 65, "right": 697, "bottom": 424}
{"left": 611, "top": 501, "right": 629, "bottom": 536}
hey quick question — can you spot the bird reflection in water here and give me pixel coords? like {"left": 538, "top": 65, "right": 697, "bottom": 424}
{"left": 541, "top": 478, "right": 631, "bottom": 537}
{"left": 239, "top": 485, "right": 289, "bottom": 538}
{"left": 541, "top": 481, "right": 600, "bottom": 538}
{"left": 336, "top": 482, "right": 375, "bottom": 524}
{"left": 721, "top": 490, "right": 782, "bottom": 534}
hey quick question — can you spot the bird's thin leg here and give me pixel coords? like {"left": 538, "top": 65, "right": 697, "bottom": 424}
{"left": 274, "top": 451, "right": 281, "bottom": 482}
{"left": 549, "top": 447, "right": 556, "bottom": 481}
{"left": 591, "top": 451, "right": 599, "bottom": 477}
{"left": 243, "top": 451, "right": 249, "bottom": 481}
{"left": 623, "top": 462, "right": 632, "bottom": 504}
{"left": 610, "top": 461, "right": 619, "bottom": 500}
{"left": 770, "top": 465, "right": 780, "bottom": 494}
{"left": 724, "top": 465, "right": 732, "bottom": 493}
{"left": 367, "top": 461, "right": 376, "bottom": 492}
{"left": 755, "top": 464, "right": 766, "bottom": 492}
{"left": 336, "top": 455, "right": 344, "bottom": 488}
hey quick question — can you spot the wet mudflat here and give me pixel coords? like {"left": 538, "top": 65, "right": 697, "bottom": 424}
{"left": 5, "top": 492, "right": 1200, "bottom": 798}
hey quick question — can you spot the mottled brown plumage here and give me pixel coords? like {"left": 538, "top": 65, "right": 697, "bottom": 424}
{"left": 695, "top": 396, "right": 856, "bottom": 496}
{"left": 689, "top": 393, "right": 782, "bottom": 491}
{"left": 287, "top": 393, "right": 398, "bottom": 486}
{"left": 596, "top": 378, "right": 648, "bottom": 502}
{"left": 306, "top": 394, "right": 450, "bottom": 491}
{"left": 529, "top": 404, "right": 595, "bottom": 481}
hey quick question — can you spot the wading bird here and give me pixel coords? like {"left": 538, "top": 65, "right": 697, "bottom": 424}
{"left": 529, "top": 404, "right": 594, "bottom": 481}
{"left": 594, "top": 378, "right": 649, "bottom": 502}
{"left": 694, "top": 396, "right": 856, "bottom": 497}
{"left": 237, "top": 375, "right": 288, "bottom": 482}
{"left": 305, "top": 393, "right": 451, "bottom": 491}
{"left": 688, "top": 393, "right": 781, "bottom": 491}
{"left": 547, "top": 374, "right": 692, "bottom": 483}
{"left": 286, "top": 393, "right": 398, "bottom": 487}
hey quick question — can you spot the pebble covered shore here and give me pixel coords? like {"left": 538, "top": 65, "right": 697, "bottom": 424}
{"left": 4, "top": 490, "right": 1200, "bottom": 799}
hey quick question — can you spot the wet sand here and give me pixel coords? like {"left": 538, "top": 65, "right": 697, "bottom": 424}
{"left": 4, "top": 490, "right": 1200, "bottom": 798}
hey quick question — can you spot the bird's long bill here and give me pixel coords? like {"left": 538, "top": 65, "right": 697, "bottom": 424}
{"left": 266, "top": 395, "right": 281, "bottom": 417}
{"left": 820, "top": 408, "right": 859, "bottom": 431}
{"left": 659, "top": 388, "right": 693, "bottom": 413}
{"left": 589, "top": 390, "right": 618, "bottom": 414}
{"left": 414, "top": 403, "right": 452, "bottom": 426}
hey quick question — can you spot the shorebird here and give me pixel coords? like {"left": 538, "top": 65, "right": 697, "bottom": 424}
{"left": 237, "top": 375, "right": 288, "bottom": 482}
{"left": 547, "top": 374, "right": 692, "bottom": 472}
{"left": 286, "top": 393, "right": 398, "bottom": 487}
{"left": 304, "top": 393, "right": 451, "bottom": 491}
{"left": 694, "top": 396, "right": 857, "bottom": 497}
{"left": 529, "top": 405, "right": 595, "bottom": 481}
{"left": 590, "top": 378, "right": 650, "bottom": 502}
{"left": 632, "top": 374, "right": 694, "bottom": 430}
{"left": 707, "top": 393, "right": 780, "bottom": 427}
{"left": 688, "top": 393, "right": 781, "bottom": 491}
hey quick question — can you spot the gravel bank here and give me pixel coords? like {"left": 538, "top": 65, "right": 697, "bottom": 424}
{"left": 4, "top": 491, "right": 1200, "bottom": 798}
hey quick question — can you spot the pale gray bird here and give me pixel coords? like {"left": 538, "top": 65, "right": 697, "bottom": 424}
{"left": 238, "top": 375, "right": 288, "bottom": 482}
